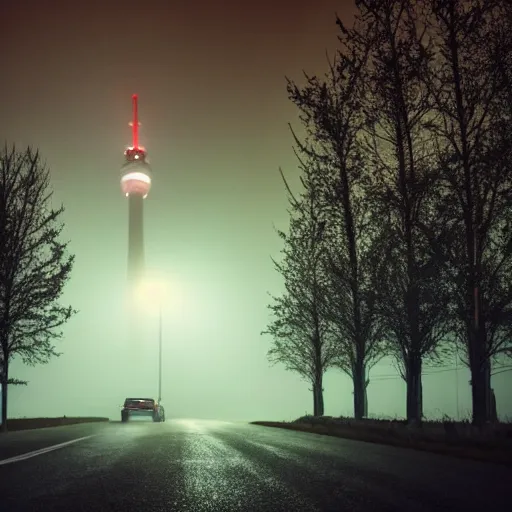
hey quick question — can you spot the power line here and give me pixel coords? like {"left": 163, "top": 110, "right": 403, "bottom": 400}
{"left": 492, "top": 368, "right": 512, "bottom": 377}
{"left": 370, "top": 365, "right": 512, "bottom": 381}
{"left": 372, "top": 367, "right": 458, "bottom": 380}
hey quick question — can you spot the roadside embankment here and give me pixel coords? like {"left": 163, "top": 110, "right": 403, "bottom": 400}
{"left": 251, "top": 416, "right": 512, "bottom": 467}
{"left": 3, "top": 417, "right": 110, "bottom": 432}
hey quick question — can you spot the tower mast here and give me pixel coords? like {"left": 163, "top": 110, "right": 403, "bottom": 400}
{"left": 132, "top": 94, "right": 139, "bottom": 149}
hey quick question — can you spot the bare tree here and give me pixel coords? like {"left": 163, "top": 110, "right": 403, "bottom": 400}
{"left": 0, "top": 146, "right": 76, "bottom": 432}
{"left": 263, "top": 164, "right": 336, "bottom": 416}
{"left": 424, "top": 0, "right": 512, "bottom": 425}
{"left": 351, "top": 0, "right": 453, "bottom": 424}
{"left": 286, "top": 13, "right": 389, "bottom": 420}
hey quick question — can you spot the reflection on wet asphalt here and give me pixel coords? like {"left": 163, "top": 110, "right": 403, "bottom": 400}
{"left": 0, "top": 418, "right": 509, "bottom": 511}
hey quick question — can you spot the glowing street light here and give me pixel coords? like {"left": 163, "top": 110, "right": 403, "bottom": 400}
{"left": 137, "top": 280, "right": 168, "bottom": 404}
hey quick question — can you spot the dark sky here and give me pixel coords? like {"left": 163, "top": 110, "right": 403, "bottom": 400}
{"left": 2, "top": 0, "right": 510, "bottom": 421}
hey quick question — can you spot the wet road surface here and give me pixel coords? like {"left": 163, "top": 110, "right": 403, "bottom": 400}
{"left": 0, "top": 418, "right": 509, "bottom": 511}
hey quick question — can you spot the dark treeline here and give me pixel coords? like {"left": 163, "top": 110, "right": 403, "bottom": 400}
{"left": 263, "top": 0, "right": 512, "bottom": 427}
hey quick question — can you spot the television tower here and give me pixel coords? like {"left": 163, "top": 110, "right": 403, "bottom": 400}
{"left": 120, "top": 94, "right": 152, "bottom": 290}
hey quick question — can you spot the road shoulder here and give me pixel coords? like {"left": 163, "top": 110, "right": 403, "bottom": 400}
{"left": 0, "top": 420, "right": 109, "bottom": 462}
{"left": 251, "top": 419, "right": 512, "bottom": 468}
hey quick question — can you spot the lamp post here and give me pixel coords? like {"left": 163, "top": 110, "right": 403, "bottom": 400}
{"left": 158, "top": 299, "right": 162, "bottom": 404}
{"left": 138, "top": 279, "right": 166, "bottom": 405}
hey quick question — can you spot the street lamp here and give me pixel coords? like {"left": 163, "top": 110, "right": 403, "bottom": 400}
{"left": 157, "top": 297, "right": 163, "bottom": 403}
{"left": 137, "top": 280, "right": 167, "bottom": 405}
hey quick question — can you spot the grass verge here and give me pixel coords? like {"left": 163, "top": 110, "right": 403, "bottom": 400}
{"left": 3, "top": 417, "right": 110, "bottom": 432}
{"left": 251, "top": 416, "right": 512, "bottom": 468}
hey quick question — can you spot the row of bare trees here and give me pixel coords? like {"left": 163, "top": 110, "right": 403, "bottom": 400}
{"left": 263, "top": 0, "right": 512, "bottom": 426}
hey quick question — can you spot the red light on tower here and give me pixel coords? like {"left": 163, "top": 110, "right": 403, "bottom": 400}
{"left": 132, "top": 94, "right": 139, "bottom": 149}
{"left": 121, "top": 94, "right": 151, "bottom": 197}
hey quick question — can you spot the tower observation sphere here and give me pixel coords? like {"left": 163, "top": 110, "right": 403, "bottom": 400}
{"left": 121, "top": 148, "right": 152, "bottom": 198}
{"left": 121, "top": 94, "right": 152, "bottom": 287}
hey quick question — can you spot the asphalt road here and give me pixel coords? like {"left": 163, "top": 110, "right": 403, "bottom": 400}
{"left": 0, "top": 419, "right": 509, "bottom": 512}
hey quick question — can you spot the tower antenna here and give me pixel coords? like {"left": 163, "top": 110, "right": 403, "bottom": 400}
{"left": 132, "top": 94, "right": 139, "bottom": 149}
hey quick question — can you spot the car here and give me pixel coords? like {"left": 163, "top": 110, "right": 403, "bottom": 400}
{"left": 121, "top": 397, "right": 165, "bottom": 423}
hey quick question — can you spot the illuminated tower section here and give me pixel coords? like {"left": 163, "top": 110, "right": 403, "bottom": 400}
{"left": 121, "top": 94, "right": 152, "bottom": 288}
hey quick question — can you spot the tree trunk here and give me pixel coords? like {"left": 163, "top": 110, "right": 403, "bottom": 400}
{"left": 1, "top": 364, "right": 8, "bottom": 433}
{"left": 406, "top": 354, "right": 422, "bottom": 424}
{"left": 470, "top": 355, "right": 491, "bottom": 427}
{"left": 317, "top": 382, "right": 324, "bottom": 417}
{"left": 364, "top": 374, "right": 369, "bottom": 418}
{"left": 312, "top": 378, "right": 324, "bottom": 416}
{"left": 490, "top": 388, "right": 498, "bottom": 423}
{"left": 353, "top": 359, "right": 366, "bottom": 420}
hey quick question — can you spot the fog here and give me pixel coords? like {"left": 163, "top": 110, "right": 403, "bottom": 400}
{"left": 2, "top": 0, "right": 511, "bottom": 423}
